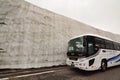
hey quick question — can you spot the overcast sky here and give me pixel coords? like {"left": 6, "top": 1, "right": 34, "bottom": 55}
{"left": 26, "top": 0, "right": 120, "bottom": 34}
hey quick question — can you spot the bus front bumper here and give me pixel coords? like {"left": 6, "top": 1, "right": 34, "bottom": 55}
{"left": 66, "top": 59, "right": 99, "bottom": 71}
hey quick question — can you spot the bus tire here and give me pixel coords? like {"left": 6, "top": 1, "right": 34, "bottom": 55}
{"left": 101, "top": 60, "right": 107, "bottom": 71}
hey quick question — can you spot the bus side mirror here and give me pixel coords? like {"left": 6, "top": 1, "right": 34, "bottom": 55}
{"left": 83, "top": 42, "right": 86, "bottom": 46}
{"left": 95, "top": 47, "right": 99, "bottom": 50}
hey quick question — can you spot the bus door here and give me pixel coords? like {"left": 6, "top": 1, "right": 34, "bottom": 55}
{"left": 87, "top": 36, "right": 95, "bottom": 56}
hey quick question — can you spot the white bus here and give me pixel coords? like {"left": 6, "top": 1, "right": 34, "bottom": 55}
{"left": 66, "top": 34, "right": 120, "bottom": 71}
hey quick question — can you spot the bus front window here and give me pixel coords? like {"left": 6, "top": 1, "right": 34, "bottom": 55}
{"left": 67, "top": 37, "right": 87, "bottom": 57}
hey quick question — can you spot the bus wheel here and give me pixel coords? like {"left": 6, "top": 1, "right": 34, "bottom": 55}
{"left": 101, "top": 60, "right": 107, "bottom": 71}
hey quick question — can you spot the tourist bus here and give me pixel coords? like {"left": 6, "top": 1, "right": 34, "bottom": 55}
{"left": 66, "top": 34, "right": 120, "bottom": 71}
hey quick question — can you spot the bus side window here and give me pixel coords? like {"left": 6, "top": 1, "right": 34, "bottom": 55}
{"left": 95, "top": 37, "right": 105, "bottom": 50}
{"left": 114, "top": 42, "right": 119, "bottom": 50}
{"left": 105, "top": 40, "right": 114, "bottom": 50}
{"left": 119, "top": 44, "right": 120, "bottom": 50}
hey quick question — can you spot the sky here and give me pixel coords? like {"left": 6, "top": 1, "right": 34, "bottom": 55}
{"left": 26, "top": 0, "right": 120, "bottom": 34}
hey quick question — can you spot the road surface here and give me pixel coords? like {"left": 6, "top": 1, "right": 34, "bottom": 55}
{"left": 0, "top": 66, "right": 120, "bottom": 80}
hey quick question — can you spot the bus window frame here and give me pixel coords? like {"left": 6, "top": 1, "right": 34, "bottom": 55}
{"left": 86, "top": 36, "right": 95, "bottom": 57}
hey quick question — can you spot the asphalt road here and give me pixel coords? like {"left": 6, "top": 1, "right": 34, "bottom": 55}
{"left": 1, "top": 66, "right": 120, "bottom": 80}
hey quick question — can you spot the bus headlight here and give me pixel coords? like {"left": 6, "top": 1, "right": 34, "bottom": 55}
{"left": 79, "top": 63, "right": 86, "bottom": 66}
{"left": 83, "top": 63, "right": 86, "bottom": 66}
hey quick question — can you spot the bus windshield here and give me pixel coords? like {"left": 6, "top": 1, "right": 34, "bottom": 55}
{"left": 67, "top": 37, "right": 87, "bottom": 57}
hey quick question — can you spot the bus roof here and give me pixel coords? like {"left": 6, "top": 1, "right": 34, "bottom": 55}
{"left": 70, "top": 33, "right": 117, "bottom": 43}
